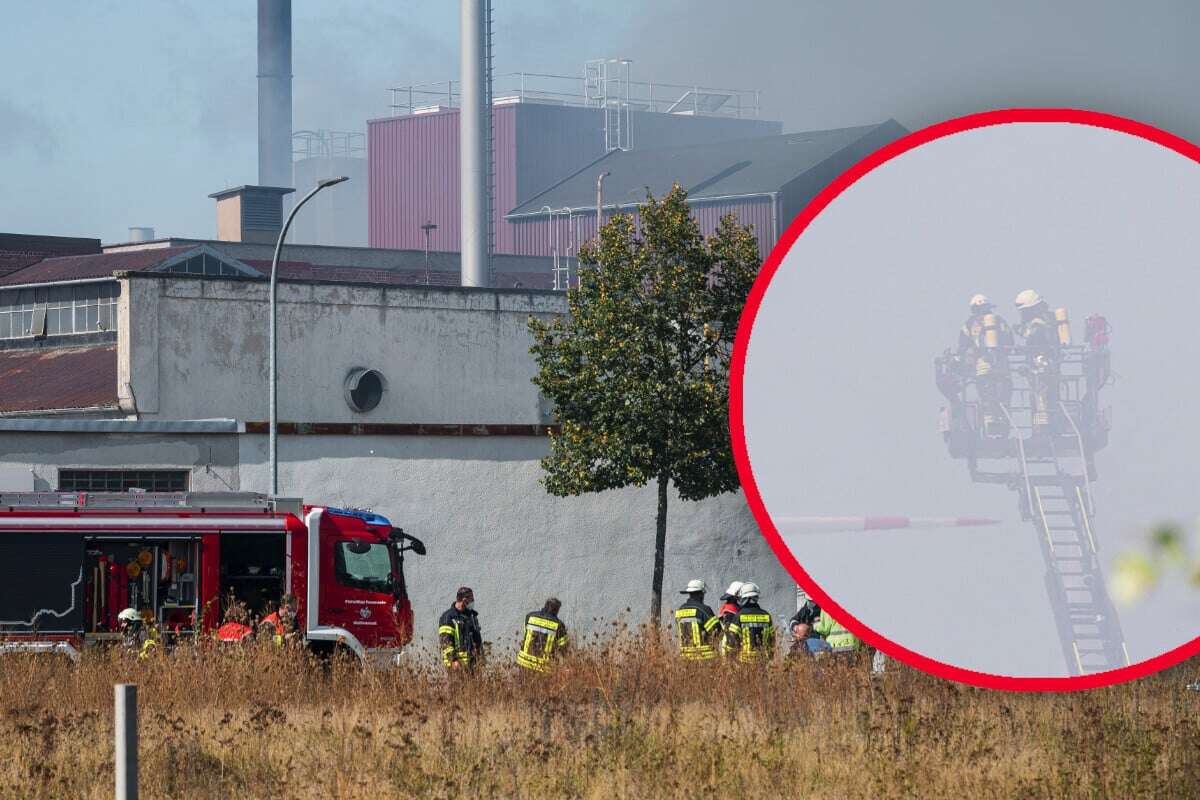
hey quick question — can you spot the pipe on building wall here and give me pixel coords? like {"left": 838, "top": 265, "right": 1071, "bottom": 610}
{"left": 257, "top": 0, "right": 293, "bottom": 188}
{"left": 459, "top": 0, "right": 490, "bottom": 287}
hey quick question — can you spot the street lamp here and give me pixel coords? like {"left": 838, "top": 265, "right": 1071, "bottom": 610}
{"left": 268, "top": 176, "right": 348, "bottom": 496}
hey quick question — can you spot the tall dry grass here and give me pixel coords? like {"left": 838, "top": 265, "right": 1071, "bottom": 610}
{"left": 0, "top": 633, "right": 1197, "bottom": 799}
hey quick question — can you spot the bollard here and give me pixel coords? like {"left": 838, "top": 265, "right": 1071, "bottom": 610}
{"left": 115, "top": 684, "right": 137, "bottom": 800}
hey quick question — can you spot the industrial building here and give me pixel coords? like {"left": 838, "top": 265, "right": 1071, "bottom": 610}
{"left": 368, "top": 68, "right": 782, "bottom": 255}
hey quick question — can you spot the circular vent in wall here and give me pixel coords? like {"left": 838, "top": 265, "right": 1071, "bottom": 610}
{"left": 344, "top": 368, "right": 385, "bottom": 413}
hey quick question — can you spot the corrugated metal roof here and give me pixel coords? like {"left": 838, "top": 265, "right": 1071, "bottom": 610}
{"left": 0, "top": 344, "right": 118, "bottom": 414}
{"left": 0, "top": 247, "right": 192, "bottom": 286}
{"left": 0, "top": 241, "right": 558, "bottom": 291}
{"left": 508, "top": 121, "right": 905, "bottom": 216}
{"left": 0, "top": 233, "right": 103, "bottom": 279}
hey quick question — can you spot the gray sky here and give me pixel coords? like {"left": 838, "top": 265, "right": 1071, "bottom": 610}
{"left": 6, "top": 2, "right": 1200, "bottom": 242}
{"left": 743, "top": 122, "right": 1200, "bottom": 677}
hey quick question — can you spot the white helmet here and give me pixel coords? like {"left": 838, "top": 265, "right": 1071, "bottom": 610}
{"left": 117, "top": 608, "right": 141, "bottom": 623}
{"left": 724, "top": 581, "right": 745, "bottom": 598}
{"left": 1015, "top": 289, "right": 1043, "bottom": 310}
{"left": 680, "top": 578, "right": 706, "bottom": 595}
{"left": 737, "top": 582, "right": 760, "bottom": 601}
{"left": 969, "top": 293, "right": 991, "bottom": 310}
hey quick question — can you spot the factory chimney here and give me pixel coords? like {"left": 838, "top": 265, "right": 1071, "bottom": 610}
{"left": 258, "top": 0, "right": 293, "bottom": 189}
{"left": 459, "top": 0, "right": 491, "bottom": 287}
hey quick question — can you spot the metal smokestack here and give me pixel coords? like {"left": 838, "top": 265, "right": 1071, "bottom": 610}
{"left": 459, "top": 0, "right": 491, "bottom": 287}
{"left": 257, "top": 0, "right": 293, "bottom": 188}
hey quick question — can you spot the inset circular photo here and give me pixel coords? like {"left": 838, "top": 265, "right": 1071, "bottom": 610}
{"left": 733, "top": 110, "right": 1200, "bottom": 690}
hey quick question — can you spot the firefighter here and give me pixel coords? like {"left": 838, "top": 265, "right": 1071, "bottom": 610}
{"left": 673, "top": 579, "right": 719, "bottom": 661}
{"left": 958, "top": 293, "right": 1013, "bottom": 438}
{"left": 1014, "top": 289, "right": 1060, "bottom": 435}
{"left": 117, "top": 607, "right": 157, "bottom": 658}
{"left": 438, "top": 586, "right": 482, "bottom": 671}
{"left": 811, "top": 608, "right": 866, "bottom": 662}
{"left": 716, "top": 580, "right": 744, "bottom": 657}
{"left": 261, "top": 594, "right": 299, "bottom": 646}
{"left": 516, "top": 597, "right": 569, "bottom": 673}
{"left": 217, "top": 602, "right": 254, "bottom": 643}
{"left": 726, "top": 583, "right": 776, "bottom": 663}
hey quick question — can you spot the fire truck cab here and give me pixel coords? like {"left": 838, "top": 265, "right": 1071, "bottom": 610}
{"left": 0, "top": 492, "right": 425, "bottom": 666}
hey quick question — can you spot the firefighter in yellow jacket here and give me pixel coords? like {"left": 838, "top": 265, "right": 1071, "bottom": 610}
{"left": 725, "top": 583, "right": 776, "bottom": 663}
{"left": 958, "top": 293, "right": 1013, "bottom": 438}
{"left": 674, "top": 579, "right": 720, "bottom": 661}
{"left": 516, "top": 597, "right": 568, "bottom": 673}
{"left": 811, "top": 609, "right": 866, "bottom": 660}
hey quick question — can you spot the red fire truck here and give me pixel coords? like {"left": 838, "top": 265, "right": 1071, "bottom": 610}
{"left": 0, "top": 492, "right": 425, "bottom": 665}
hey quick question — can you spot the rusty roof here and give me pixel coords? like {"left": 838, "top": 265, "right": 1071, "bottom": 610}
{"left": 0, "top": 344, "right": 118, "bottom": 414}
{"left": 0, "top": 244, "right": 557, "bottom": 291}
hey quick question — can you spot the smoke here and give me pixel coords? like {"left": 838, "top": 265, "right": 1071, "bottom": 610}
{"left": 619, "top": 0, "right": 1200, "bottom": 139}
{"left": 0, "top": 96, "right": 57, "bottom": 161}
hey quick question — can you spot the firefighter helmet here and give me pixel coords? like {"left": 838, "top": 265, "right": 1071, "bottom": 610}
{"left": 723, "top": 581, "right": 745, "bottom": 598}
{"left": 969, "top": 293, "right": 992, "bottom": 310}
{"left": 1015, "top": 289, "right": 1043, "bottom": 310}
{"left": 737, "top": 582, "right": 761, "bottom": 601}
{"left": 680, "top": 579, "right": 706, "bottom": 594}
{"left": 117, "top": 608, "right": 141, "bottom": 623}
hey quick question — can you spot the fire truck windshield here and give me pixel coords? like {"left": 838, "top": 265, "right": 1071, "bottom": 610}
{"left": 334, "top": 540, "right": 395, "bottom": 592}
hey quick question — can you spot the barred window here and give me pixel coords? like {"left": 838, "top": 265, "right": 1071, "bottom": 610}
{"left": 57, "top": 469, "right": 189, "bottom": 493}
{"left": 0, "top": 282, "right": 119, "bottom": 339}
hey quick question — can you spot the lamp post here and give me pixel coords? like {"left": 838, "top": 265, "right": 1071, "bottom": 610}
{"left": 268, "top": 176, "right": 348, "bottom": 497}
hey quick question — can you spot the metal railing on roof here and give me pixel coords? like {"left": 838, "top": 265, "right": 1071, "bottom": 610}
{"left": 387, "top": 70, "right": 760, "bottom": 120}
{"left": 292, "top": 130, "right": 366, "bottom": 161}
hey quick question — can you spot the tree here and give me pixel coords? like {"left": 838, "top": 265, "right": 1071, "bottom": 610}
{"left": 528, "top": 184, "right": 760, "bottom": 622}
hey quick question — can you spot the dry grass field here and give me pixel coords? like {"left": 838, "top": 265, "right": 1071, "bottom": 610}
{"left": 1, "top": 635, "right": 1197, "bottom": 799}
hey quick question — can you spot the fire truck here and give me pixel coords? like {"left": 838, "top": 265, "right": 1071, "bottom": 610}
{"left": 0, "top": 492, "right": 425, "bottom": 665}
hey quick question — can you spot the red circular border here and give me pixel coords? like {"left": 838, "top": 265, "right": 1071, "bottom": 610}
{"left": 730, "top": 108, "right": 1200, "bottom": 691}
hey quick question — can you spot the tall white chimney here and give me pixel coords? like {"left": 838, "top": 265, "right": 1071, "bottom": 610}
{"left": 459, "top": 0, "right": 490, "bottom": 287}
{"left": 258, "top": 0, "right": 293, "bottom": 189}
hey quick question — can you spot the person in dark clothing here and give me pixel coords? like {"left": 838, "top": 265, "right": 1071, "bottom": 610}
{"left": 726, "top": 583, "right": 776, "bottom": 663}
{"left": 787, "top": 598, "right": 828, "bottom": 659}
{"left": 438, "top": 586, "right": 483, "bottom": 671}
{"left": 516, "top": 597, "right": 569, "bottom": 672}
{"left": 673, "top": 579, "right": 720, "bottom": 661}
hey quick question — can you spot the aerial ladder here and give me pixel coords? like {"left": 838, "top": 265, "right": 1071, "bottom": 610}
{"left": 936, "top": 311, "right": 1128, "bottom": 676}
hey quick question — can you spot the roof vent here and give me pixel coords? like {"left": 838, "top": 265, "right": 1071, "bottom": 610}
{"left": 208, "top": 185, "right": 295, "bottom": 244}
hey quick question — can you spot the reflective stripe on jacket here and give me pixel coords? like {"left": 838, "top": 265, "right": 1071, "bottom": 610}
{"left": 812, "top": 610, "right": 862, "bottom": 653}
{"left": 727, "top": 602, "right": 775, "bottom": 663}
{"left": 674, "top": 601, "right": 719, "bottom": 661}
{"left": 439, "top": 606, "right": 482, "bottom": 668}
{"left": 516, "top": 610, "right": 567, "bottom": 672}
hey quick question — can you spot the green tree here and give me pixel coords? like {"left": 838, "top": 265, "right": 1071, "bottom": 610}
{"left": 528, "top": 184, "right": 760, "bottom": 622}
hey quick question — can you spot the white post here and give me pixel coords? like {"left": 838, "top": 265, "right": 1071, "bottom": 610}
{"left": 459, "top": 0, "right": 490, "bottom": 287}
{"left": 115, "top": 684, "right": 137, "bottom": 800}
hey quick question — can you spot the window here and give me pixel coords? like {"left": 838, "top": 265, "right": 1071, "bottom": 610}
{"left": 57, "top": 469, "right": 189, "bottom": 492}
{"left": 0, "top": 283, "right": 119, "bottom": 340}
{"left": 161, "top": 253, "right": 245, "bottom": 278}
{"left": 333, "top": 540, "right": 395, "bottom": 592}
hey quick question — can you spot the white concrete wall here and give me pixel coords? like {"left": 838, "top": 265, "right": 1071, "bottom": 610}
{"left": 239, "top": 432, "right": 793, "bottom": 652}
{"left": 121, "top": 276, "right": 564, "bottom": 424}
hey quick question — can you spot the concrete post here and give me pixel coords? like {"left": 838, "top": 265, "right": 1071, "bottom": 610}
{"left": 114, "top": 684, "right": 137, "bottom": 800}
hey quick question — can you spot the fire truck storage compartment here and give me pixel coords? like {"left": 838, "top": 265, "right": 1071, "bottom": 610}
{"left": 82, "top": 537, "right": 200, "bottom": 636}
{"left": 0, "top": 531, "right": 86, "bottom": 634}
{"left": 219, "top": 532, "right": 285, "bottom": 618}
